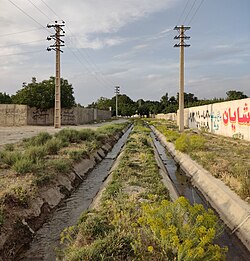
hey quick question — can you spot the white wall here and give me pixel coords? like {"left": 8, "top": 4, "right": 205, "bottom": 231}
{"left": 187, "top": 98, "right": 250, "bottom": 141}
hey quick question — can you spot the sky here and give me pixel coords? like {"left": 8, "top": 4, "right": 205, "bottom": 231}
{"left": 0, "top": 0, "right": 249, "bottom": 106}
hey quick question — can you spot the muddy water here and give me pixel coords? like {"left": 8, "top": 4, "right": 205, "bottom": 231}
{"left": 20, "top": 126, "right": 132, "bottom": 261}
{"left": 150, "top": 132, "right": 250, "bottom": 261}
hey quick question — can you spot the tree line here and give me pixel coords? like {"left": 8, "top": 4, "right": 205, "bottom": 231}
{"left": 0, "top": 77, "right": 248, "bottom": 116}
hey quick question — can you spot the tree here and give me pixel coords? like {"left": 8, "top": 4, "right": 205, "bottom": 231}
{"left": 226, "top": 90, "right": 248, "bottom": 101}
{"left": 0, "top": 92, "right": 12, "bottom": 104}
{"left": 12, "top": 77, "right": 75, "bottom": 109}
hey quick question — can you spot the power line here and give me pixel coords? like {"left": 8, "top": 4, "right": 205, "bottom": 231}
{"left": 40, "top": 0, "right": 63, "bottom": 20}
{"left": 37, "top": 0, "right": 115, "bottom": 88}
{"left": 0, "top": 39, "right": 45, "bottom": 49}
{"left": 188, "top": 0, "right": 205, "bottom": 25}
{"left": 8, "top": 0, "right": 50, "bottom": 33}
{"left": 0, "top": 28, "right": 44, "bottom": 38}
{"left": 0, "top": 50, "right": 44, "bottom": 57}
{"left": 176, "top": 0, "right": 191, "bottom": 25}
{"left": 183, "top": 0, "right": 199, "bottom": 24}
{"left": 27, "top": 0, "right": 52, "bottom": 21}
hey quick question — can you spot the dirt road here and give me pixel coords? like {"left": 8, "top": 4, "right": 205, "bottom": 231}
{"left": 0, "top": 119, "right": 128, "bottom": 149}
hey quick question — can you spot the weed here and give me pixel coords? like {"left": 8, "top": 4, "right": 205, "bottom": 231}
{"left": 4, "top": 143, "right": 14, "bottom": 151}
{"left": 78, "top": 129, "right": 96, "bottom": 141}
{"left": 24, "top": 145, "right": 46, "bottom": 163}
{"left": 12, "top": 157, "right": 34, "bottom": 175}
{"left": 67, "top": 148, "right": 88, "bottom": 162}
{"left": 175, "top": 133, "right": 190, "bottom": 152}
{"left": 55, "top": 129, "right": 81, "bottom": 143}
{"left": 0, "top": 151, "right": 22, "bottom": 166}
{"left": 48, "top": 159, "right": 71, "bottom": 174}
{"left": 24, "top": 132, "right": 52, "bottom": 147}
{"left": 45, "top": 138, "right": 63, "bottom": 155}
{"left": 0, "top": 205, "right": 3, "bottom": 226}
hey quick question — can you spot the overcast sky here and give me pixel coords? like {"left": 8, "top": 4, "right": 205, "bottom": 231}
{"left": 0, "top": 0, "right": 249, "bottom": 106}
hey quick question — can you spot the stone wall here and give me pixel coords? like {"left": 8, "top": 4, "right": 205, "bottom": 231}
{"left": 0, "top": 105, "right": 111, "bottom": 126}
{"left": 0, "top": 104, "right": 27, "bottom": 126}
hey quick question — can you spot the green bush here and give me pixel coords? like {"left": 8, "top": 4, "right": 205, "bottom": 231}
{"left": 78, "top": 129, "right": 96, "bottom": 141}
{"left": 175, "top": 134, "right": 206, "bottom": 153}
{"left": 24, "top": 145, "right": 46, "bottom": 163}
{"left": 24, "top": 132, "right": 52, "bottom": 147}
{"left": 4, "top": 143, "right": 14, "bottom": 151}
{"left": 175, "top": 133, "right": 190, "bottom": 152}
{"left": 12, "top": 157, "right": 34, "bottom": 174}
{"left": 67, "top": 149, "right": 88, "bottom": 161}
{"left": 45, "top": 138, "right": 63, "bottom": 155}
{"left": 48, "top": 159, "right": 71, "bottom": 174}
{"left": 0, "top": 151, "right": 22, "bottom": 166}
{"left": 55, "top": 129, "right": 81, "bottom": 143}
{"left": 189, "top": 135, "right": 206, "bottom": 151}
{"left": 133, "top": 197, "right": 227, "bottom": 260}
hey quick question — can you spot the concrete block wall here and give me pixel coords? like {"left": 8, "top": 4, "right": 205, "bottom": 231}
{"left": 0, "top": 105, "right": 111, "bottom": 126}
{"left": 0, "top": 104, "right": 28, "bottom": 126}
{"left": 187, "top": 98, "right": 250, "bottom": 141}
{"left": 155, "top": 113, "right": 177, "bottom": 121}
{"left": 155, "top": 98, "right": 250, "bottom": 141}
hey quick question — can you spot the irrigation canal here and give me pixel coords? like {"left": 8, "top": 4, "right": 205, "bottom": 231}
{"left": 150, "top": 131, "right": 250, "bottom": 261}
{"left": 19, "top": 126, "right": 132, "bottom": 261}
{"left": 19, "top": 125, "right": 249, "bottom": 260}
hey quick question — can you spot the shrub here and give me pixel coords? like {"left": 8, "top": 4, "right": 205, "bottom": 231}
{"left": 24, "top": 132, "right": 52, "bottom": 147}
{"left": 10, "top": 186, "right": 29, "bottom": 205}
{"left": 0, "top": 205, "right": 3, "bottom": 226}
{"left": 45, "top": 138, "right": 63, "bottom": 155}
{"left": 12, "top": 157, "right": 34, "bottom": 174}
{"left": 78, "top": 129, "right": 96, "bottom": 141}
{"left": 189, "top": 135, "right": 206, "bottom": 151}
{"left": 48, "top": 158, "right": 71, "bottom": 174}
{"left": 55, "top": 129, "right": 81, "bottom": 143}
{"left": 24, "top": 145, "right": 46, "bottom": 163}
{"left": 4, "top": 143, "right": 14, "bottom": 151}
{"left": 133, "top": 197, "right": 227, "bottom": 260}
{"left": 67, "top": 149, "right": 88, "bottom": 162}
{"left": 175, "top": 133, "right": 190, "bottom": 152}
{"left": 0, "top": 151, "right": 22, "bottom": 166}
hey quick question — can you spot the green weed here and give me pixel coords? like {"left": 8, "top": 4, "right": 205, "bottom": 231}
{"left": 12, "top": 157, "right": 34, "bottom": 175}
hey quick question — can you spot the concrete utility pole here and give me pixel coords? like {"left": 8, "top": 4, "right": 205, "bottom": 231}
{"left": 115, "top": 86, "right": 120, "bottom": 118}
{"left": 174, "top": 25, "right": 190, "bottom": 132}
{"left": 47, "top": 21, "right": 65, "bottom": 128}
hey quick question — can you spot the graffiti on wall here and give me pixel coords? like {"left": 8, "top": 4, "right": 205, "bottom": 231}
{"left": 189, "top": 109, "right": 210, "bottom": 130}
{"left": 210, "top": 111, "right": 221, "bottom": 131}
{"left": 222, "top": 103, "right": 249, "bottom": 137}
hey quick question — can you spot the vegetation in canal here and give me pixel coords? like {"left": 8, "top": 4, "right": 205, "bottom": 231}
{"left": 59, "top": 121, "right": 227, "bottom": 260}
{"left": 0, "top": 122, "right": 128, "bottom": 228}
{"left": 150, "top": 119, "right": 250, "bottom": 202}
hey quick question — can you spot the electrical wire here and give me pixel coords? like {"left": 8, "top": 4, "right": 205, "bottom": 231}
{"left": 183, "top": 0, "right": 199, "bottom": 24}
{"left": 27, "top": 0, "right": 52, "bottom": 21}
{"left": 187, "top": 0, "right": 205, "bottom": 25}
{"left": 176, "top": 0, "right": 191, "bottom": 25}
{"left": 0, "top": 50, "right": 44, "bottom": 57}
{"left": 37, "top": 0, "right": 115, "bottom": 89}
{"left": 0, "top": 39, "right": 45, "bottom": 48}
{"left": 0, "top": 28, "right": 44, "bottom": 38}
{"left": 7, "top": 0, "right": 51, "bottom": 34}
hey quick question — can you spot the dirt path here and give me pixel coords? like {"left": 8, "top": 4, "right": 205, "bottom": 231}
{"left": 0, "top": 119, "right": 128, "bottom": 149}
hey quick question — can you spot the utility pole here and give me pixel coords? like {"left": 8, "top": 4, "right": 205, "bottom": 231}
{"left": 174, "top": 25, "right": 190, "bottom": 132}
{"left": 47, "top": 21, "right": 65, "bottom": 128}
{"left": 115, "top": 86, "right": 120, "bottom": 118}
